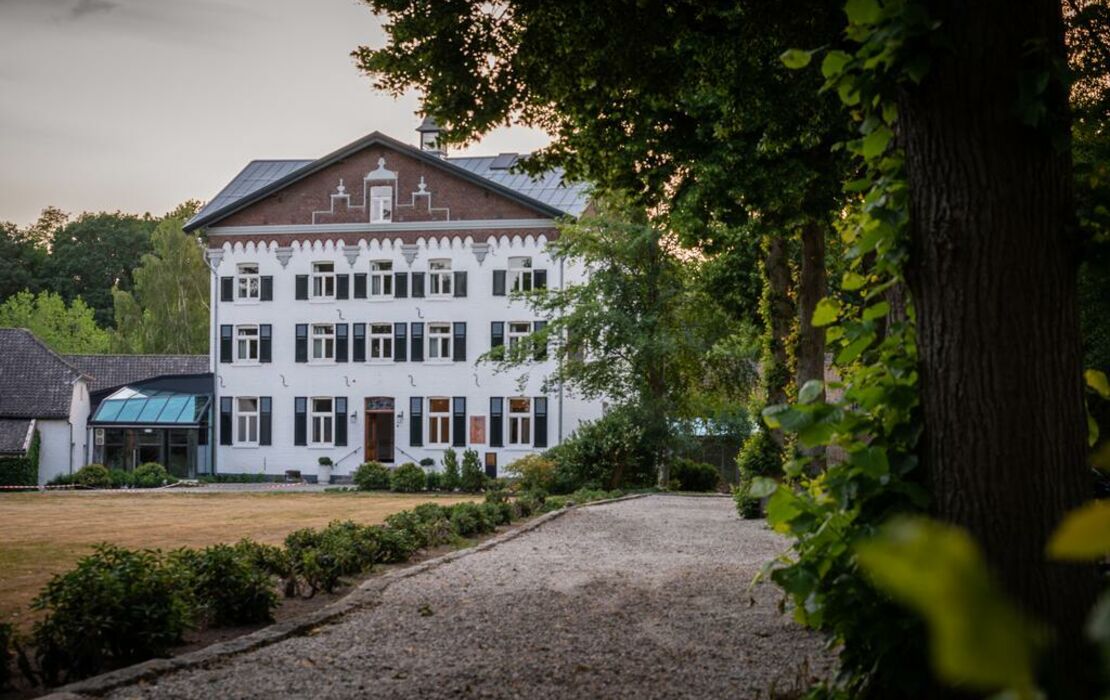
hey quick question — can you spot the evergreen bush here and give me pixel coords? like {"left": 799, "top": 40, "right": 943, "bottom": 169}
{"left": 353, "top": 461, "right": 391, "bottom": 490}
{"left": 133, "top": 462, "right": 174, "bottom": 488}
{"left": 389, "top": 462, "right": 426, "bottom": 492}
{"left": 169, "top": 544, "right": 277, "bottom": 627}
{"left": 460, "top": 448, "right": 485, "bottom": 492}
{"left": 670, "top": 458, "right": 720, "bottom": 492}
{"left": 441, "top": 448, "right": 461, "bottom": 490}
{"left": 74, "top": 463, "right": 111, "bottom": 489}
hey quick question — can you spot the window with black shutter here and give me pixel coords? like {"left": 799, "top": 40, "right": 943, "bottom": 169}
{"left": 336, "top": 274, "right": 350, "bottom": 300}
{"left": 352, "top": 323, "right": 366, "bottom": 362}
{"left": 410, "top": 322, "right": 424, "bottom": 362}
{"left": 260, "top": 276, "right": 273, "bottom": 301}
{"left": 295, "top": 275, "right": 309, "bottom": 300}
{"left": 336, "top": 324, "right": 349, "bottom": 362}
{"left": 489, "top": 397, "right": 504, "bottom": 447}
{"left": 294, "top": 397, "right": 307, "bottom": 446}
{"left": 411, "top": 272, "right": 425, "bottom": 298}
{"left": 260, "top": 324, "right": 272, "bottom": 363}
{"left": 220, "top": 277, "right": 234, "bottom": 302}
{"left": 259, "top": 397, "right": 272, "bottom": 445}
{"left": 532, "top": 320, "right": 548, "bottom": 360}
{"left": 534, "top": 397, "right": 548, "bottom": 448}
{"left": 219, "top": 325, "right": 232, "bottom": 363}
{"left": 492, "top": 270, "right": 506, "bottom": 296}
{"left": 394, "top": 272, "right": 408, "bottom": 298}
{"left": 452, "top": 397, "right": 466, "bottom": 448}
{"left": 295, "top": 324, "right": 308, "bottom": 363}
{"left": 453, "top": 271, "right": 467, "bottom": 297}
{"left": 491, "top": 321, "right": 504, "bottom": 350}
{"left": 534, "top": 269, "right": 548, "bottom": 289}
{"left": 453, "top": 322, "right": 467, "bottom": 362}
{"left": 409, "top": 396, "right": 423, "bottom": 446}
{"left": 353, "top": 273, "right": 367, "bottom": 299}
{"left": 219, "top": 397, "right": 233, "bottom": 445}
{"left": 394, "top": 323, "right": 407, "bottom": 362}
{"left": 334, "top": 397, "right": 348, "bottom": 446}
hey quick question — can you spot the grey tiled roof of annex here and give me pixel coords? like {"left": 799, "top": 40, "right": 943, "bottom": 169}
{"left": 63, "top": 354, "right": 209, "bottom": 394}
{"left": 0, "top": 328, "right": 86, "bottom": 419}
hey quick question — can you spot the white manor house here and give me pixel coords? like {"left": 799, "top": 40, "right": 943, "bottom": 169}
{"left": 183, "top": 122, "right": 602, "bottom": 482}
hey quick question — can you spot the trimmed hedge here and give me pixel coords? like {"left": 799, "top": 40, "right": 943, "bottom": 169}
{"left": 670, "top": 458, "right": 720, "bottom": 492}
{"left": 0, "top": 429, "right": 38, "bottom": 486}
{"left": 389, "top": 462, "right": 426, "bottom": 492}
{"left": 74, "top": 464, "right": 111, "bottom": 488}
{"left": 353, "top": 461, "right": 391, "bottom": 491}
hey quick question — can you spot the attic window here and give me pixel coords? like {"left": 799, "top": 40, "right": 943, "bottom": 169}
{"left": 370, "top": 186, "right": 392, "bottom": 223}
{"left": 490, "top": 153, "right": 518, "bottom": 170}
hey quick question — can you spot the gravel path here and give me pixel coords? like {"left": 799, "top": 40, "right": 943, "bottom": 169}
{"left": 104, "top": 495, "right": 833, "bottom": 699}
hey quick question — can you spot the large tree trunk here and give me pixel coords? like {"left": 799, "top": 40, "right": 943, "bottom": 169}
{"left": 796, "top": 220, "right": 827, "bottom": 468}
{"left": 900, "top": 1, "right": 1098, "bottom": 694}
{"left": 763, "top": 233, "right": 793, "bottom": 447}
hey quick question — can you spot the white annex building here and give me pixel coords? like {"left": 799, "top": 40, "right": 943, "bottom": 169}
{"left": 185, "top": 122, "right": 603, "bottom": 481}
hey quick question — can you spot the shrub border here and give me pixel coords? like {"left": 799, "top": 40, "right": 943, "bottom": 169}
{"left": 45, "top": 493, "right": 648, "bottom": 699}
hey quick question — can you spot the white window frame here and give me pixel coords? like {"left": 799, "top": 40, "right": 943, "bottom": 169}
{"left": 235, "top": 325, "right": 259, "bottom": 363}
{"left": 312, "top": 261, "right": 336, "bottom": 299}
{"left": 369, "top": 323, "right": 393, "bottom": 361}
{"left": 427, "top": 322, "right": 452, "bottom": 361}
{"left": 427, "top": 397, "right": 450, "bottom": 446}
{"left": 310, "top": 397, "right": 334, "bottom": 446}
{"left": 428, "top": 259, "right": 452, "bottom": 297}
{"left": 311, "top": 323, "right": 335, "bottom": 362}
{"left": 235, "top": 396, "right": 259, "bottom": 446}
{"left": 370, "top": 186, "right": 393, "bottom": 223}
{"left": 509, "top": 256, "right": 533, "bottom": 293}
{"left": 507, "top": 321, "right": 531, "bottom": 352}
{"left": 508, "top": 397, "right": 531, "bottom": 446}
{"left": 370, "top": 260, "right": 393, "bottom": 298}
{"left": 237, "top": 263, "right": 260, "bottom": 301}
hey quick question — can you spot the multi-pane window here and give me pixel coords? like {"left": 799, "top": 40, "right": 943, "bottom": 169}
{"left": 369, "top": 323, "right": 393, "bottom": 360}
{"left": 428, "top": 397, "right": 450, "bottom": 445}
{"left": 509, "top": 397, "right": 531, "bottom": 445}
{"left": 370, "top": 261, "right": 393, "bottom": 297}
{"left": 312, "top": 262, "right": 335, "bottom": 298}
{"left": 235, "top": 397, "right": 259, "bottom": 445}
{"left": 237, "top": 264, "right": 260, "bottom": 300}
{"left": 370, "top": 186, "right": 393, "bottom": 223}
{"left": 311, "top": 324, "right": 335, "bottom": 361}
{"left": 236, "top": 325, "right": 259, "bottom": 362}
{"left": 509, "top": 257, "right": 533, "bottom": 293}
{"left": 427, "top": 323, "right": 451, "bottom": 360}
{"left": 310, "top": 397, "right": 333, "bottom": 446}
{"left": 429, "top": 259, "right": 452, "bottom": 296}
{"left": 508, "top": 322, "right": 531, "bottom": 352}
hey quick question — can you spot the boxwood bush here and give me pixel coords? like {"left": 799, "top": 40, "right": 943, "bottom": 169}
{"left": 353, "top": 461, "right": 390, "bottom": 491}
{"left": 133, "top": 462, "right": 174, "bottom": 488}
{"left": 669, "top": 458, "right": 720, "bottom": 492}
{"left": 74, "top": 463, "right": 111, "bottom": 489}
{"left": 170, "top": 544, "right": 278, "bottom": 627}
{"left": 389, "top": 462, "right": 425, "bottom": 492}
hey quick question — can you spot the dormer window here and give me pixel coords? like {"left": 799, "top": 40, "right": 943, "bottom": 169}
{"left": 429, "top": 259, "right": 452, "bottom": 297}
{"left": 312, "top": 262, "right": 335, "bottom": 299}
{"left": 237, "top": 264, "right": 260, "bottom": 300}
{"left": 370, "top": 186, "right": 393, "bottom": 223}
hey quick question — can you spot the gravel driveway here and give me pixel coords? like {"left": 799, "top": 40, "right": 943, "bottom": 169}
{"left": 102, "top": 495, "right": 833, "bottom": 699}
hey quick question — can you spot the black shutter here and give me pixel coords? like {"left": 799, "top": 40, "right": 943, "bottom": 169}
{"left": 336, "top": 324, "right": 349, "bottom": 363}
{"left": 411, "top": 272, "right": 425, "bottom": 298}
{"left": 452, "top": 397, "right": 466, "bottom": 448}
{"left": 260, "top": 324, "right": 272, "bottom": 363}
{"left": 294, "top": 397, "right": 307, "bottom": 446}
{"left": 453, "top": 271, "right": 467, "bottom": 297}
{"left": 490, "top": 397, "right": 504, "bottom": 448}
{"left": 220, "top": 325, "right": 232, "bottom": 363}
{"left": 353, "top": 273, "right": 368, "bottom": 299}
{"left": 295, "top": 275, "right": 308, "bottom": 300}
{"left": 453, "top": 322, "right": 467, "bottom": 362}
{"left": 491, "top": 321, "right": 504, "bottom": 350}
{"left": 219, "top": 396, "right": 233, "bottom": 445}
{"left": 394, "top": 272, "right": 408, "bottom": 298}
{"left": 409, "top": 397, "right": 423, "bottom": 447}
{"left": 534, "top": 269, "right": 548, "bottom": 290}
{"left": 534, "top": 397, "right": 549, "bottom": 448}
{"left": 261, "top": 276, "right": 273, "bottom": 301}
{"left": 295, "top": 324, "right": 308, "bottom": 363}
{"left": 410, "top": 322, "right": 424, "bottom": 362}
{"left": 335, "top": 397, "right": 348, "bottom": 447}
{"left": 492, "top": 270, "right": 506, "bottom": 296}
{"left": 259, "top": 397, "right": 272, "bottom": 446}
{"left": 394, "top": 323, "right": 407, "bottom": 362}
{"left": 352, "top": 323, "right": 366, "bottom": 362}
{"left": 220, "top": 277, "right": 234, "bottom": 302}
{"left": 533, "top": 320, "right": 548, "bottom": 360}
{"left": 336, "top": 274, "right": 350, "bottom": 300}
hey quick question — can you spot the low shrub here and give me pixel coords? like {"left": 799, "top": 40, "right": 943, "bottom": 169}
{"left": 419, "top": 457, "right": 435, "bottom": 468}
{"left": 46, "top": 473, "right": 74, "bottom": 487}
{"left": 170, "top": 544, "right": 277, "bottom": 627}
{"left": 390, "top": 462, "right": 426, "bottom": 492}
{"left": 411, "top": 503, "right": 455, "bottom": 545}
{"left": 544, "top": 406, "right": 657, "bottom": 493}
{"left": 481, "top": 501, "right": 513, "bottom": 527}
{"left": 441, "top": 448, "right": 461, "bottom": 491}
{"left": 232, "top": 539, "right": 294, "bottom": 595}
{"left": 374, "top": 525, "right": 419, "bottom": 563}
{"left": 732, "top": 481, "right": 762, "bottom": 519}
{"left": 198, "top": 473, "right": 266, "bottom": 484}
{"left": 460, "top": 449, "right": 485, "bottom": 492}
{"left": 448, "top": 502, "right": 489, "bottom": 537}
{"left": 505, "top": 454, "right": 557, "bottom": 492}
{"left": 353, "top": 461, "right": 391, "bottom": 491}
{"left": 385, "top": 510, "right": 430, "bottom": 549}
{"left": 424, "top": 470, "right": 443, "bottom": 491}
{"left": 31, "top": 544, "right": 190, "bottom": 685}
{"left": 133, "top": 462, "right": 174, "bottom": 488}
{"left": 74, "top": 463, "right": 111, "bottom": 489}
{"left": 670, "top": 458, "right": 720, "bottom": 492}
{"left": 108, "top": 469, "right": 134, "bottom": 489}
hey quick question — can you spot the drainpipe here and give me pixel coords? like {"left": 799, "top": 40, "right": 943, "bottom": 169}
{"left": 557, "top": 256, "right": 565, "bottom": 443}
{"left": 203, "top": 243, "right": 219, "bottom": 475}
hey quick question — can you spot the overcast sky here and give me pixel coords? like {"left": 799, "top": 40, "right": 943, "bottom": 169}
{"left": 0, "top": 0, "right": 549, "bottom": 226}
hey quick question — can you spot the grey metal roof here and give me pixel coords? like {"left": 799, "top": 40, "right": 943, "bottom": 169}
{"left": 0, "top": 418, "right": 34, "bottom": 455}
{"left": 64, "top": 354, "right": 210, "bottom": 394}
{"left": 185, "top": 131, "right": 591, "bottom": 230}
{"left": 0, "top": 329, "right": 85, "bottom": 419}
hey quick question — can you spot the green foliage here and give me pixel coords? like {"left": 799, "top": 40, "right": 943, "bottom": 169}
{"left": 389, "top": 462, "right": 426, "bottom": 492}
{"left": 441, "top": 448, "right": 460, "bottom": 491}
{"left": 505, "top": 454, "right": 557, "bottom": 492}
{"left": 1046, "top": 499, "right": 1110, "bottom": 560}
{"left": 736, "top": 430, "right": 783, "bottom": 479}
{"left": 353, "top": 461, "right": 391, "bottom": 491}
{"left": 74, "top": 463, "right": 111, "bottom": 489}
{"left": 31, "top": 544, "right": 190, "bottom": 685}
{"left": 0, "top": 208, "right": 58, "bottom": 301}
{"left": 0, "top": 291, "right": 110, "bottom": 353}
{"left": 108, "top": 469, "right": 134, "bottom": 489}
{"left": 544, "top": 405, "right": 656, "bottom": 493}
{"left": 448, "top": 502, "right": 493, "bottom": 537}
{"left": 132, "top": 462, "right": 173, "bottom": 488}
{"left": 169, "top": 544, "right": 278, "bottom": 627}
{"left": 0, "top": 429, "right": 38, "bottom": 487}
{"left": 668, "top": 458, "right": 719, "bottom": 492}
{"left": 459, "top": 449, "right": 485, "bottom": 492}
{"left": 424, "top": 469, "right": 442, "bottom": 491}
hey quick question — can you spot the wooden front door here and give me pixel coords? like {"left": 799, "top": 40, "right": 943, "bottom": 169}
{"left": 364, "top": 397, "right": 395, "bottom": 463}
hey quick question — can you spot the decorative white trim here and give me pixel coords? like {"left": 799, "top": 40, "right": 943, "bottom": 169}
{"left": 366, "top": 157, "right": 397, "bottom": 181}
{"left": 400, "top": 243, "right": 419, "bottom": 266}
{"left": 205, "top": 249, "right": 224, "bottom": 267}
{"left": 471, "top": 242, "right": 491, "bottom": 264}
{"left": 208, "top": 218, "right": 556, "bottom": 236}
{"left": 343, "top": 245, "right": 361, "bottom": 267}
{"left": 275, "top": 246, "right": 294, "bottom": 268}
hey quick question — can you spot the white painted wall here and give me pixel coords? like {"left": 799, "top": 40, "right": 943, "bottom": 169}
{"left": 210, "top": 233, "right": 603, "bottom": 479}
{"left": 35, "top": 378, "right": 90, "bottom": 484}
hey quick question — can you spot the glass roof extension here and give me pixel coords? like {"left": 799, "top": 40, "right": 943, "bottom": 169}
{"left": 91, "top": 387, "right": 210, "bottom": 426}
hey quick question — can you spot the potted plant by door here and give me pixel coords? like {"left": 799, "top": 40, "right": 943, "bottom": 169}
{"left": 317, "top": 456, "right": 333, "bottom": 485}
